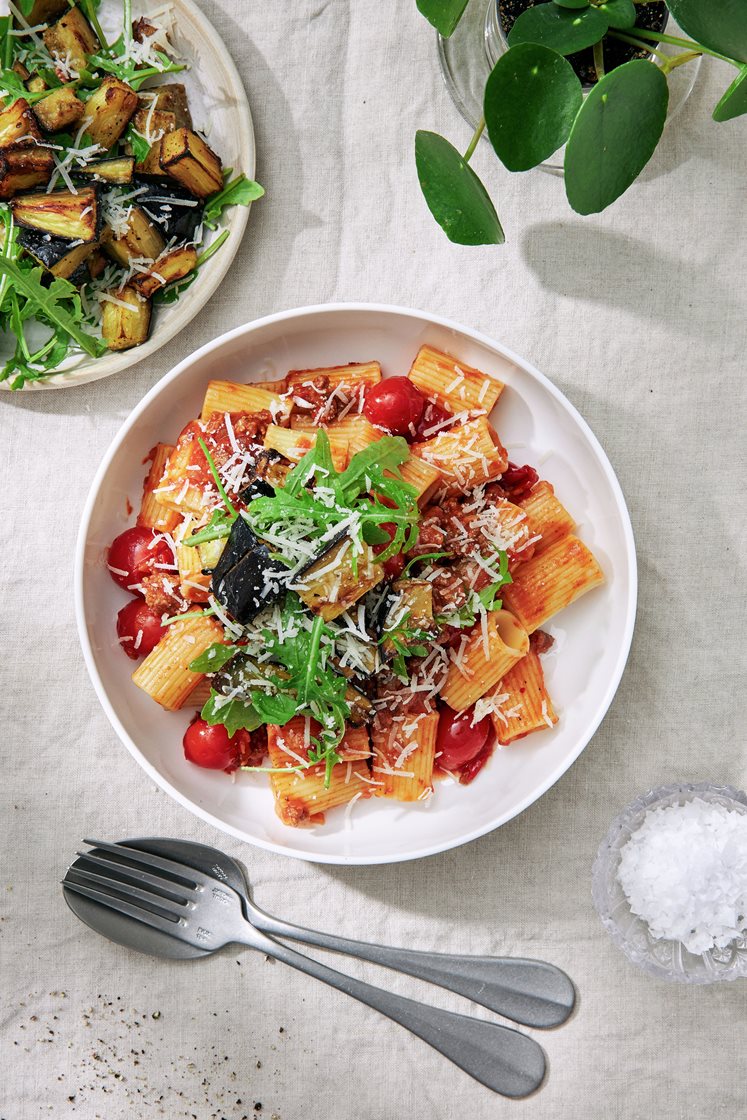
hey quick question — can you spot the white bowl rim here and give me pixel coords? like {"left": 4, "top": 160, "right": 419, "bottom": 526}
{"left": 74, "top": 301, "right": 638, "bottom": 864}
{"left": 1, "top": 0, "right": 255, "bottom": 392}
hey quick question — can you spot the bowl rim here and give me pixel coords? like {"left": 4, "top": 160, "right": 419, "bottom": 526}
{"left": 1, "top": 0, "right": 255, "bottom": 392}
{"left": 74, "top": 302, "right": 639, "bottom": 864}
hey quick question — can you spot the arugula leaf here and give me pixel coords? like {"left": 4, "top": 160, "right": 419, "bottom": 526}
{"left": 283, "top": 426, "right": 335, "bottom": 496}
{"left": 201, "top": 690, "right": 262, "bottom": 737}
{"left": 0, "top": 259, "right": 106, "bottom": 360}
{"left": 202, "top": 173, "right": 265, "bottom": 230}
{"left": 184, "top": 507, "right": 234, "bottom": 547}
{"left": 124, "top": 122, "right": 150, "bottom": 163}
{"left": 402, "top": 550, "right": 452, "bottom": 576}
{"left": 250, "top": 691, "right": 297, "bottom": 725}
{"left": 188, "top": 643, "right": 241, "bottom": 674}
{"left": 335, "top": 435, "right": 410, "bottom": 503}
{"left": 197, "top": 437, "right": 237, "bottom": 517}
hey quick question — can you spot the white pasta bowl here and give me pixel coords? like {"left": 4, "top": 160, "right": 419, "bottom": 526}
{"left": 76, "top": 303, "right": 637, "bottom": 864}
{"left": 0, "top": 0, "right": 255, "bottom": 391}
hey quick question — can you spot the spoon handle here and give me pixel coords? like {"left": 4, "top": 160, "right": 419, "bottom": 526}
{"left": 250, "top": 909, "right": 574, "bottom": 1028}
{"left": 243, "top": 924, "right": 545, "bottom": 1099}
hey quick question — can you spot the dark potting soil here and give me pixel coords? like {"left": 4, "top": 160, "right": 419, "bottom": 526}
{"left": 497, "top": 0, "right": 669, "bottom": 87}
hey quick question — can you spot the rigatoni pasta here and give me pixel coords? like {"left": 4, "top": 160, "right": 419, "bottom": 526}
{"left": 108, "top": 342, "right": 604, "bottom": 830}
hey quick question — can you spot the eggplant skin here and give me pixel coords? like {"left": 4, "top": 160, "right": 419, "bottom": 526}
{"left": 210, "top": 515, "right": 258, "bottom": 586}
{"left": 134, "top": 178, "right": 204, "bottom": 243}
{"left": 17, "top": 224, "right": 98, "bottom": 280}
{"left": 212, "top": 543, "right": 287, "bottom": 624}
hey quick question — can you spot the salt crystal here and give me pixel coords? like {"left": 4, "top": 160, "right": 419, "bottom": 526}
{"left": 617, "top": 798, "right": 747, "bottom": 955}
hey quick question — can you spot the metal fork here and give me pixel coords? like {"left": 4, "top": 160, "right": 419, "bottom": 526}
{"left": 64, "top": 840, "right": 546, "bottom": 1098}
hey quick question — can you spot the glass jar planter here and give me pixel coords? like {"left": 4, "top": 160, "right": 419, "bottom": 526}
{"left": 437, "top": 0, "right": 701, "bottom": 175}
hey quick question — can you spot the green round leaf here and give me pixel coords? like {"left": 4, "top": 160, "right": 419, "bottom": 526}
{"left": 553, "top": 0, "right": 590, "bottom": 9}
{"left": 484, "top": 43, "right": 583, "bottom": 171}
{"left": 597, "top": 0, "right": 636, "bottom": 31}
{"left": 415, "top": 130, "right": 505, "bottom": 245}
{"left": 508, "top": 4, "right": 609, "bottom": 55}
{"left": 713, "top": 65, "right": 747, "bottom": 122}
{"left": 666, "top": 0, "right": 747, "bottom": 66}
{"left": 416, "top": 0, "right": 470, "bottom": 38}
{"left": 564, "top": 59, "right": 669, "bottom": 214}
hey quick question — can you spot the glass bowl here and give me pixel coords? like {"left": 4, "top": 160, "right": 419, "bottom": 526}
{"left": 592, "top": 782, "right": 747, "bottom": 984}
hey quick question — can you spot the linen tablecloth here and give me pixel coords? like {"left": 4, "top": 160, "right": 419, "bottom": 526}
{"left": 2, "top": 2, "right": 746, "bottom": 1117}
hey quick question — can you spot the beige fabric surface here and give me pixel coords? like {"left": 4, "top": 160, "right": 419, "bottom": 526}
{"left": 1, "top": 1, "right": 746, "bottom": 1117}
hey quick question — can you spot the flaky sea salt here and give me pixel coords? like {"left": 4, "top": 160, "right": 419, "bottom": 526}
{"left": 617, "top": 799, "right": 747, "bottom": 955}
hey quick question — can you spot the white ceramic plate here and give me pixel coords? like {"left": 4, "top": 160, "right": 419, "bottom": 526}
{"left": 1, "top": 0, "right": 255, "bottom": 391}
{"left": 76, "top": 304, "right": 637, "bottom": 864}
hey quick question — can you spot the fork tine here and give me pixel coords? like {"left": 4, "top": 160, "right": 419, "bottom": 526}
{"left": 76, "top": 850, "right": 195, "bottom": 901}
{"left": 63, "top": 879, "right": 182, "bottom": 935}
{"left": 68, "top": 866, "right": 188, "bottom": 919}
{"left": 82, "top": 839, "right": 207, "bottom": 888}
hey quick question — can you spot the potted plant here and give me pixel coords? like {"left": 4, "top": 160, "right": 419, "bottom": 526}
{"left": 415, "top": 0, "right": 747, "bottom": 243}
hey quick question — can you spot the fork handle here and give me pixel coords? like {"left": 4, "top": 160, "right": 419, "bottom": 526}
{"left": 243, "top": 925, "right": 545, "bottom": 1098}
{"left": 250, "top": 908, "right": 574, "bottom": 1029}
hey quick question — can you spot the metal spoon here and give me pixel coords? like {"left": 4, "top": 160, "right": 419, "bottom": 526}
{"left": 65, "top": 837, "right": 575, "bottom": 1028}
{"left": 63, "top": 838, "right": 547, "bottom": 1099}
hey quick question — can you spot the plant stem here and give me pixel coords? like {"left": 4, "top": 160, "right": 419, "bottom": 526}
{"left": 609, "top": 29, "right": 671, "bottom": 65}
{"left": 123, "top": 0, "right": 132, "bottom": 48}
{"left": 463, "top": 116, "right": 485, "bottom": 164}
{"left": 593, "top": 39, "right": 605, "bottom": 81}
{"left": 619, "top": 26, "right": 740, "bottom": 67}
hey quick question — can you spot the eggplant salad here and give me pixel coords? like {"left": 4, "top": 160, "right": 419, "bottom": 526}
{"left": 0, "top": 0, "right": 263, "bottom": 387}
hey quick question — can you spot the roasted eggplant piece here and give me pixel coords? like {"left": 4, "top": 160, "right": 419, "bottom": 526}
{"left": 10, "top": 186, "right": 99, "bottom": 241}
{"left": 380, "top": 579, "right": 435, "bottom": 661}
{"left": 24, "top": 0, "right": 68, "bottom": 24}
{"left": 129, "top": 245, "right": 197, "bottom": 298}
{"left": 82, "top": 77, "right": 138, "bottom": 149}
{"left": 134, "top": 178, "right": 204, "bottom": 242}
{"left": 129, "top": 107, "right": 176, "bottom": 176}
{"left": 33, "top": 86, "right": 85, "bottom": 132}
{"left": 101, "top": 286, "right": 152, "bottom": 351}
{"left": 237, "top": 450, "right": 289, "bottom": 505}
{"left": 160, "top": 127, "right": 222, "bottom": 198}
{"left": 0, "top": 144, "right": 54, "bottom": 199}
{"left": 87, "top": 249, "right": 107, "bottom": 279}
{"left": 211, "top": 516, "right": 287, "bottom": 625}
{"left": 104, "top": 205, "right": 165, "bottom": 266}
{"left": 148, "top": 84, "right": 192, "bottom": 129}
{"left": 78, "top": 156, "right": 134, "bottom": 185}
{"left": 43, "top": 5, "right": 100, "bottom": 75}
{"left": 17, "top": 225, "right": 99, "bottom": 280}
{"left": 295, "top": 539, "right": 384, "bottom": 622}
{"left": 0, "top": 98, "right": 42, "bottom": 148}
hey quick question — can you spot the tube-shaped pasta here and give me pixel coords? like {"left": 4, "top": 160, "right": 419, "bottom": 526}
{"left": 174, "top": 518, "right": 211, "bottom": 602}
{"left": 266, "top": 720, "right": 372, "bottom": 826}
{"left": 410, "top": 416, "right": 507, "bottom": 492}
{"left": 373, "top": 710, "right": 439, "bottom": 802}
{"left": 501, "top": 535, "right": 604, "bottom": 633}
{"left": 132, "top": 614, "right": 225, "bottom": 711}
{"left": 137, "top": 443, "right": 181, "bottom": 532}
{"left": 396, "top": 456, "right": 443, "bottom": 504}
{"left": 200, "top": 380, "right": 291, "bottom": 423}
{"left": 441, "top": 609, "right": 529, "bottom": 711}
{"left": 518, "top": 481, "right": 575, "bottom": 555}
{"left": 286, "top": 362, "right": 381, "bottom": 391}
{"left": 407, "top": 345, "right": 504, "bottom": 415}
{"left": 327, "top": 414, "right": 379, "bottom": 455}
{"left": 263, "top": 424, "right": 349, "bottom": 472}
{"left": 488, "top": 649, "right": 558, "bottom": 744}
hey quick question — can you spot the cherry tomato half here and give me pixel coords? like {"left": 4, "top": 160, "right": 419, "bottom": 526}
{"left": 436, "top": 705, "right": 492, "bottom": 771}
{"left": 363, "top": 377, "right": 425, "bottom": 437}
{"left": 183, "top": 718, "right": 240, "bottom": 772}
{"left": 108, "top": 526, "right": 173, "bottom": 592}
{"left": 116, "top": 598, "right": 166, "bottom": 660}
